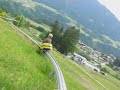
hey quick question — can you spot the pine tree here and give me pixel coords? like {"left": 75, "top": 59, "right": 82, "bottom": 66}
{"left": 51, "top": 21, "right": 80, "bottom": 54}
{"left": 51, "top": 21, "right": 63, "bottom": 48}
{"left": 60, "top": 26, "right": 80, "bottom": 54}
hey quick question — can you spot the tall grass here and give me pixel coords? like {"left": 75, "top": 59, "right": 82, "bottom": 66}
{"left": 0, "top": 18, "right": 56, "bottom": 90}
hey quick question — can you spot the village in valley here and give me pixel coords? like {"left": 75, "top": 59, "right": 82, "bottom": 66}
{"left": 66, "top": 41, "right": 118, "bottom": 76}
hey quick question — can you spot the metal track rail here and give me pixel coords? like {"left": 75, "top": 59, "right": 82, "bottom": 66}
{"left": 7, "top": 20, "right": 67, "bottom": 90}
{"left": 0, "top": 16, "right": 19, "bottom": 22}
{"left": 45, "top": 51, "right": 67, "bottom": 90}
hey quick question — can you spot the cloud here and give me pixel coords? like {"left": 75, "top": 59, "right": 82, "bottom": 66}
{"left": 98, "top": 0, "right": 120, "bottom": 21}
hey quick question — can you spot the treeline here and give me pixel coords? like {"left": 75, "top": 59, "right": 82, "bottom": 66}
{"left": 51, "top": 21, "right": 80, "bottom": 54}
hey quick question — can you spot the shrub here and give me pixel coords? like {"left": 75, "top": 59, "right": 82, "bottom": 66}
{"left": 100, "top": 67, "right": 109, "bottom": 73}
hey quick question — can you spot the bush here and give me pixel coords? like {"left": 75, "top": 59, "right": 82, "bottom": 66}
{"left": 36, "top": 26, "right": 46, "bottom": 32}
{"left": 77, "top": 50, "right": 91, "bottom": 61}
{"left": 30, "top": 24, "right": 46, "bottom": 32}
{"left": 0, "top": 11, "right": 8, "bottom": 18}
{"left": 0, "top": 8, "right": 8, "bottom": 18}
{"left": 0, "top": 8, "right": 6, "bottom": 13}
{"left": 115, "top": 74, "right": 120, "bottom": 80}
{"left": 100, "top": 67, "right": 109, "bottom": 73}
{"left": 13, "top": 15, "right": 25, "bottom": 27}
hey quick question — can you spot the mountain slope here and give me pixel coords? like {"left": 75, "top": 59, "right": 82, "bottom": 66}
{"left": 0, "top": 0, "right": 76, "bottom": 26}
{"left": 34, "top": 0, "right": 120, "bottom": 56}
{"left": 34, "top": 0, "right": 120, "bottom": 41}
{"left": 0, "top": 0, "right": 120, "bottom": 56}
{"left": 0, "top": 18, "right": 56, "bottom": 90}
{"left": 65, "top": 0, "right": 120, "bottom": 41}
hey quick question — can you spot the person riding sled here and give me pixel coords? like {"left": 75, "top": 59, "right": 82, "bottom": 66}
{"left": 40, "top": 33, "right": 53, "bottom": 50}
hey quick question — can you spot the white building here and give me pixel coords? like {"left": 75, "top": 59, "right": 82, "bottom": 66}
{"left": 73, "top": 53, "right": 100, "bottom": 72}
{"left": 73, "top": 53, "right": 87, "bottom": 64}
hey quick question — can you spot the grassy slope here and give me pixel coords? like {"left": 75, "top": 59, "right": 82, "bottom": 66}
{"left": 102, "top": 65, "right": 120, "bottom": 79}
{"left": 0, "top": 18, "right": 56, "bottom": 90}
{"left": 52, "top": 50, "right": 120, "bottom": 90}
{"left": 0, "top": 18, "right": 120, "bottom": 90}
{"left": 26, "top": 18, "right": 51, "bottom": 32}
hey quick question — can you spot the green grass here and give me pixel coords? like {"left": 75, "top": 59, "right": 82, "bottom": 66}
{"left": 26, "top": 18, "right": 51, "bottom": 32}
{"left": 51, "top": 50, "right": 120, "bottom": 90}
{"left": 21, "top": 27, "right": 41, "bottom": 41}
{"left": 0, "top": 18, "right": 56, "bottom": 90}
{"left": 102, "top": 65, "right": 120, "bottom": 79}
{"left": 1, "top": 18, "right": 120, "bottom": 90}
{"left": 102, "top": 65, "right": 117, "bottom": 75}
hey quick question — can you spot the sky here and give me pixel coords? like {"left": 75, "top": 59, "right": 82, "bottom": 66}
{"left": 98, "top": 0, "right": 120, "bottom": 21}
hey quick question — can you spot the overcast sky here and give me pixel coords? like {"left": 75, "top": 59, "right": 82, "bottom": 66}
{"left": 98, "top": 0, "right": 120, "bottom": 21}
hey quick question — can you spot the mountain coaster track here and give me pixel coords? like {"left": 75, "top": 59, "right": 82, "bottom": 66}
{"left": 1, "top": 16, "right": 110, "bottom": 90}
{"left": 3, "top": 17, "right": 67, "bottom": 90}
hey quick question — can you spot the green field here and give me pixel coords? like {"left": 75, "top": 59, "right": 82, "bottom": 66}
{"left": 0, "top": 18, "right": 120, "bottom": 90}
{"left": 102, "top": 65, "right": 120, "bottom": 79}
{"left": 52, "top": 50, "right": 120, "bottom": 90}
{"left": 0, "top": 18, "right": 56, "bottom": 90}
{"left": 26, "top": 18, "right": 51, "bottom": 32}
